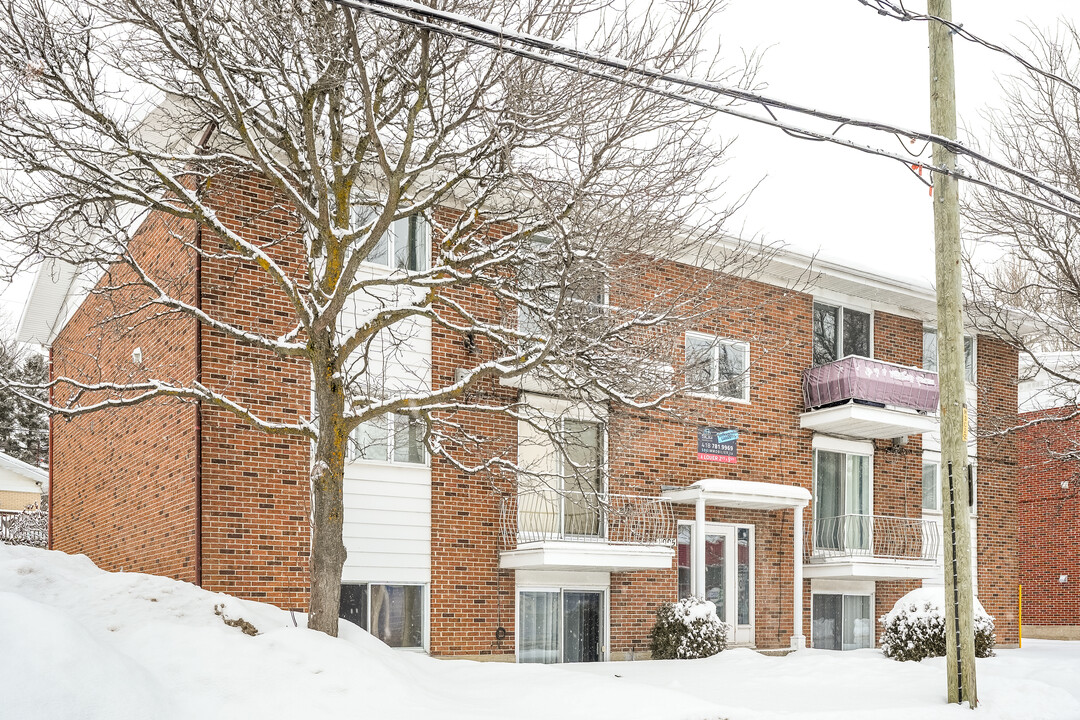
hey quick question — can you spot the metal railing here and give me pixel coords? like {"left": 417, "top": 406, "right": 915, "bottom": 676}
{"left": 0, "top": 510, "right": 47, "bottom": 548}
{"left": 499, "top": 490, "right": 676, "bottom": 549}
{"left": 806, "top": 514, "right": 940, "bottom": 562}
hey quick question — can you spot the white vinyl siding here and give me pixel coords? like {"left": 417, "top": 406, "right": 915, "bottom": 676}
{"left": 343, "top": 465, "right": 431, "bottom": 585}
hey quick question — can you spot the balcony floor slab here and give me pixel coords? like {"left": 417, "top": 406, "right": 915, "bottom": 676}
{"left": 800, "top": 402, "right": 939, "bottom": 439}
{"left": 499, "top": 541, "right": 674, "bottom": 572}
{"left": 803, "top": 556, "right": 941, "bottom": 581}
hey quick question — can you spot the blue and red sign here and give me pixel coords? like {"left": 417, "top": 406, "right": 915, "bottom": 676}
{"left": 697, "top": 427, "right": 738, "bottom": 464}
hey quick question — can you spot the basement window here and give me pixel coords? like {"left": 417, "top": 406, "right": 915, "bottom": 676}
{"left": 340, "top": 583, "right": 424, "bottom": 649}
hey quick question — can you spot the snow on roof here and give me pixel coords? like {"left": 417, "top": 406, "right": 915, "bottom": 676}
{"left": 663, "top": 478, "right": 810, "bottom": 509}
{"left": 0, "top": 451, "right": 47, "bottom": 492}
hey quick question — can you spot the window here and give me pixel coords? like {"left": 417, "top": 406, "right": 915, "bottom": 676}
{"left": 922, "top": 328, "right": 975, "bottom": 383}
{"left": 812, "top": 302, "right": 870, "bottom": 365}
{"left": 922, "top": 457, "right": 975, "bottom": 510}
{"left": 360, "top": 214, "right": 430, "bottom": 272}
{"left": 685, "top": 333, "right": 750, "bottom": 401}
{"left": 922, "top": 460, "right": 940, "bottom": 511}
{"left": 519, "top": 249, "right": 606, "bottom": 339}
{"left": 349, "top": 413, "right": 427, "bottom": 464}
{"left": 560, "top": 419, "right": 605, "bottom": 536}
{"left": 339, "top": 583, "right": 424, "bottom": 648}
{"left": 814, "top": 450, "right": 871, "bottom": 551}
{"left": 812, "top": 593, "right": 873, "bottom": 650}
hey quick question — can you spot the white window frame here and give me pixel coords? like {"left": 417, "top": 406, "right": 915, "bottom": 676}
{"left": 339, "top": 582, "right": 428, "bottom": 651}
{"left": 922, "top": 451, "right": 977, "bottom": 513}
{"left": 357, "top": 214, "right": 431, "bottom": 272}
{"left": 348, "top": 412, "right": 428, "bottom": 466}
{"left": 684, "top": 331, "right": 751, "bottom": 403}
{"left": 812, "top": 301, "right": 874, "bottom": 365}
{"left": 922, "top": 327, "right": 976, "bottom": 383}
{"left": 515, "top": 584, "right": 609, "bottom": 663}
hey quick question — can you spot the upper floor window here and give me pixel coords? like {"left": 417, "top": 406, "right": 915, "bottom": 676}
{"left": 349, "top": 412, "right": 427, "bottom": 465}
{"left": 685, "top": 333, "right": 750, "bottom": 402}
{"left": 922, "top": 457, "right": 975, "bottom": 511}
{"left": 360, "top": 214, "right": 430, "bottom": 272}
{"left": 922, "top": 328, "right": 975, "bottom": 383}
{"left": 519, "top": 246, "right": 606, "bottom": 338}
{"left": 813, "top": 302, "right": 870, "bottom": 366}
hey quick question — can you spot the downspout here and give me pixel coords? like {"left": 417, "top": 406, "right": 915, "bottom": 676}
{"left": 194, "top": 222, "right": 204, "bottom": 587}
{"left": 47, "top": 347, "right": 53, "bottom": 550}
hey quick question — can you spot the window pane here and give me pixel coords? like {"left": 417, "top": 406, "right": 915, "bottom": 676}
{"left": 393, "top": 216, "right": 429, "bottom": 271}
{"left": 842, "top": 309, "right": 871, "bottom": 358}
{"left": 704, "top": 533, "right": 726, "bottom": 620}
{"left": 813, "top": 303, "right": 839, "bottom": 365}
{"left": 717, "top": 342, "right": 748, "bottom": 399}
{"left": 685, "top": 335, "right": 715, "bottom": 391}
{"left": 562, "top": 420, "right": 603, "bottom": 536}
{"left": 845, "top": 454, "right": 870, "bottom": 550}
{"left": 964, "top": 336, "right": 975, "bottom": 383}
{"left": 339, "top": 584, "right": 368, "bottom": 629}
{"left": 737, "top": 527, "right": 750, "bottom": 625}
{"left": 677, "top": 525, "right": 692, "bottom": 600}
{"left": 922, "top": 462, "right": 939, "bottom": 511}
{"left": 351, "top": 416, "right": 388, "bottom": 461}
{"left": 520, "top": 591, "right": 560, "bottom": 664}
{"left": 563, "top": 591, "right": 602, "bottom": 663}
{"left": 843, "top": 595, "right": 873, "bottom": 650}
{"left": 393, "top": 414, "right": 427, "bottom": 464}
{"left": 812, "top": 594, "right": 842, "bottom": 650}
{"left": 815, "top": 451, "right": 843, "bottom": 549}
{"left": 369, "top": 584, "right": 423, "bottom": 648}
{"left": 923, "top": 328, "right": 938, "bottom": 372}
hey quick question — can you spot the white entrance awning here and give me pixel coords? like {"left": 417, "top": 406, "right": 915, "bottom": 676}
{"left": 662, "top": 478, "right": 810, "bottom": 510}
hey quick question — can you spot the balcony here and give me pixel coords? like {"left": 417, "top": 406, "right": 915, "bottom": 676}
{"left": 804, "top": 514, "right": 942, "bottom": 580}
{"left": 498, "top": 491, "right": 676, "bottom": 572}
{"left": 800, "top": 356, "right": 939, "bottom": 439}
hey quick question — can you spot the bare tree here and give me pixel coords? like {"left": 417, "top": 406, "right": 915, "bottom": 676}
{"left": 964, "top": 22, "right": 1080, "bottom": 413}
{"left": 0, "top": 0, "right": 769, "bottom": 634}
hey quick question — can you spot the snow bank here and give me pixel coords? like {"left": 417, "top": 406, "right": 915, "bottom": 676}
{"left": 2, "top": 544, "right": 1079, "bottom": 720}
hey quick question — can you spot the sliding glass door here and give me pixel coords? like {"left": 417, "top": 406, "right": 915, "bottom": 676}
{"left": 519, "top": 589, "right": 604, "bottom": 663}
{"left": 814, "top": 450, "right": 871, "bottom": 551}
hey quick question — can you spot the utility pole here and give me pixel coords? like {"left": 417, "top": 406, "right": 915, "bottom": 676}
{"left": 928, "top": 0, "right": 978, "bottom": 708}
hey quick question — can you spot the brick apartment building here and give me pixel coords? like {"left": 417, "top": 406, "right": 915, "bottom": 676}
{"left": 18, "top": 172, "right": 1020, "bottom": 661}
{"left": 1017, "top": 354, "right": 1080, "bottom": 640}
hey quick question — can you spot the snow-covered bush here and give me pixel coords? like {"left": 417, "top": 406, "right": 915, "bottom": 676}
{"left": 880, "top": 588, "right": 995, "bottom": 661}
{"left": 0, "top": 494, "right": 47, "bottom": 548}
{"left": 649, "top": 597, "right": 728, "bottom": 659}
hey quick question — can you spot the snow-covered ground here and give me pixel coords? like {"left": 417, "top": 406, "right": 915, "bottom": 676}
{"left": 2, "top": 544, "right": 1077, "bottom": 720}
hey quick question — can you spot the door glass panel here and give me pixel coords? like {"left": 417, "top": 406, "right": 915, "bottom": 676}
{"left": 737, "top": 528, "right": 750, "bottom": 625}
{"left": 704, "top": 534, "right": 727, "bottom": 620}
{"left": 843, "top": 309, "right": 871, "bottom": 358}
{"left": 812, "top": 593, "right": 842, "bottom": 650}
{"left": 562, "top": 420, "right": 602, "bottom": 537}
{"left": 843, "top": 595, "right": 873, "bottom": 650}
{"left": 815, "top": 451, "right": 843, "bottom": 549}
{"left": 563, "top": 592, "right": 602, "bottom": 663}
{"left": 845, "top": 454, "right": 870, "bottom": 550}
{"left": 677, "top": 526, "right": 692, "bottom": 600}
{"left": 813, "top": 303, "right": 839, "bottom": 366}
{"left": 519, "top": 591, "right": 560, "bottom": 664}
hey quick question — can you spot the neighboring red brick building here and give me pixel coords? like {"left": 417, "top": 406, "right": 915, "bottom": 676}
{"left": 18, "top": 174, "right": 1021, "bottom": 660}
{"left": 1017, "top": 355, "right": 1080, "bottom": 640}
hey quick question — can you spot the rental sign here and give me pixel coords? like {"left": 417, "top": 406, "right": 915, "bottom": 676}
{"left": 697, "top": 427, "right": 738, "bottom": 464}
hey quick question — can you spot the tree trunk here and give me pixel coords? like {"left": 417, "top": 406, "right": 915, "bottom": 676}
{"left": 307, "top": 345, "right": 349, "bottom": 636}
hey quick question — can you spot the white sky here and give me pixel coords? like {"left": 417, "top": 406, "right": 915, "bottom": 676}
{"left": 714, "top": 0, "right": 1079, "bottom": 285}
{"left": 3, "top": 1, "right": 1078, "bottom": 333}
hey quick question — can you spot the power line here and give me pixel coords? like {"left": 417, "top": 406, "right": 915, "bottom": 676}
{"left": 333, "top": 0, "right": 1080, "bottom": 221}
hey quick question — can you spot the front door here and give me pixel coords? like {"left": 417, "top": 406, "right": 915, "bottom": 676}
{"left": 678, "top": 523, "right": 755, "bottom": 646}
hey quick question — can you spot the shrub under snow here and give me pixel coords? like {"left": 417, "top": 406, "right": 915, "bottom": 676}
{"left": 649, "top": 597, "right": 728, "bottom": 659}
{"left": 880, "top": 587, "right": 995, "bottom": 662}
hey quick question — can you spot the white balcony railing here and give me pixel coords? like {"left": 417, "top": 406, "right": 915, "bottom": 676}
{"left": 499, "top": 491, "right": 676, "bottom": 549}
{"left": 806, "top": 514, "right": 940, "bottom": 562}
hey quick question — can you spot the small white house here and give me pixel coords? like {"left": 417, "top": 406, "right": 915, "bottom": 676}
{"left": 0, "top": 451, "right": 47, "bottom": 514}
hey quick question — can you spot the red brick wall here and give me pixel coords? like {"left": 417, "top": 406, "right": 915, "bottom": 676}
{"left": 51, "top": 211, "right": 200, "bottom": 581}
{"left": 198, "top": 172, "right": 312, "bottom": 609}
{"left": 1017, "top": 407, "right": 1080, "bottom": 628}
{"left": 976, "top": 336, "right": 1020, "bottom": 644}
